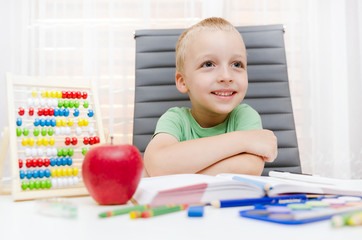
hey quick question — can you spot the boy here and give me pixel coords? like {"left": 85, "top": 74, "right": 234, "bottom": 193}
{"left": 144, "top": 17, "right": 277, "bottom": 177}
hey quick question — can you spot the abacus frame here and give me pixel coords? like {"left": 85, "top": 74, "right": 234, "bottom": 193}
{"left": 6, "top": 73, "right": 105, "bottom": 201}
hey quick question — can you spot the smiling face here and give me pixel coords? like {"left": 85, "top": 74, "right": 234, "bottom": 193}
{"left": 175, "top": 29, "right": 248, "bottom": 127}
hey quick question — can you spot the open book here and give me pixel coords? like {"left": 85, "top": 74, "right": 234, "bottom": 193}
{"left": 132, "top": 173, "right": 362, "bottom": 206}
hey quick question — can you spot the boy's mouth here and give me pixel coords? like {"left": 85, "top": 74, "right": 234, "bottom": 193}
{"left": 211, "top": 91, "right": 236, "bottom": 96}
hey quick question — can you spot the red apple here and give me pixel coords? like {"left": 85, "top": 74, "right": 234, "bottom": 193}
{"left": 82, "top": 144, "right": 143, "bottom": 205}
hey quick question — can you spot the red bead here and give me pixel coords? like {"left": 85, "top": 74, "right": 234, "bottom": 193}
{"left": 18, "top": 107, "right": 25, "bottom": 116}
{"left": 32, "top": 159, "right": 37, "bottom": 168}
{"left": 18, "top": 159, "right": 23, "bottom": 168}
{"left": 94, "top": 136, "right": 100, "bottom": 144}
{"left": 43, "top": 108, "right": 49, "bottom": 116}
{"left": 37, "top": 108, "right": 44, "bottom": 116}
{"left": 37, "top": 158, "right": 43, "bottom": 167}
{"left": 83, "top": 137, "right": 89, "bottom": 145}
{"left": 71, "top": 137, "right": 78, "bottom": 145}
{"left": 71, "top": 91, "right": 76, "bottom": 99}
{"left": 62, "top": 91, "right": 67, "bottom": 98}
{"left": 48, "top": 108, "right": 54, "bottom": 116}
{"left": 76, "top": 91, "right": 82, "bottom": 99}
{"left": 43, "top": 158, "right": 50, "bottom": 167}
{"left": 67, "top": 91, "right": 72, "bottom": 99}
{"left": 89, "top": 137, "right": 95, "bottom": 145}
{"left": 26, "top": 159, "right": 32, "bottom": 168}
{"left": 65, "top": 137, "right": 71, "bottom": 145}
{"left": 82, "top": 92, "right": 88, "bottom": 99}
{"left": 29, "top": 107, "right": 34, "bottom": 116}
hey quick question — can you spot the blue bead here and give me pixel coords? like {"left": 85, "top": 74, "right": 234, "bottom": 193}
{"left": 45, "top": 119, "right": 51, "bottom": 127}
{"left": 73, "top": 109, "right": 79, "bottom": 117}
{"left": 64, "top": 108, "right": 70, "bottom": 117}
{"left": 32, "top": 170, "right": 38, "bottom": 179}
{"left": 59, "top": 108, "right": 64, "bottom": 116}
{"left": 51, "top": 118, "right": 56, "bottom": 127}
{"left": 62, "top": 157, "right": 67, "bottom": 166}
{"left": 38, "top": 169, "right": 44, "bottom": 178}
{"left": 56, "top": 158, "right": 62, "bottom": 166}
{"left": 87, "top": 109, "right": 94, "bottom": 117}
{"left": 54, "top": 108, "right": 59, "bottom": 117}
{"left": 50, "top": 158, "right": 56, "bottom": 166}
{"left": 44, "top": 169, "right": 51, "bottom": 178}
{"left": 16, "top": 117, "right": 22, "bottom": 126}
{"left": 19, "top": 170, "right": 25, "bottom": 179}
{"left": 34, "top": 118, "right": 40, "bottom": 127}
{"left": 26, "top": 170, "right": 32, "bottom": 179}
{"left": 67, "top": 157, "right": 73, "bottom": 166}
{"left": 40, "top": 118, "right": 46, "bottom": 127}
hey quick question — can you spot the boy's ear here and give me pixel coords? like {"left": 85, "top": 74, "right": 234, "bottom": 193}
{"left": 175, "top": 72, "right": 188, "bottom": 93}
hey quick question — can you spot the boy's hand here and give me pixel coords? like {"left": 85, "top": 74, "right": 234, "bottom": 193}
{"left": 242, "top": 129, "right": 278, "bottom": 162}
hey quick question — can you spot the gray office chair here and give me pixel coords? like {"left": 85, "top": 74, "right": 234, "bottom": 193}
{"left": 133, "top": 25, "right": 301, "bottom": 175}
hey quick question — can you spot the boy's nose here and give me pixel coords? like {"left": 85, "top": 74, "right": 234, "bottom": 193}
{"left": 217, "top": 66, "right": 233, "bottom": 83}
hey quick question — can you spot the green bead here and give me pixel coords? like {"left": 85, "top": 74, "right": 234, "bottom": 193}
{"left": 16, "top": 128, "right": 22, "bottom": 137}
{"left": 74, "top": 100, "right": 80, "bottom": 108}
{"left": 33, "top": 128, "right": 40, "bottom": 136}
{"left": 34, "top": 181, "right": 40, "bottom": 189}
{"left": 69, "top": 100, "right": 74, "bottom": 108}
{"left": 48, "top": 128, "right": 54, "bottom": 136}
{"left": 45, "top": 179, "right": 52, "bottom": 189}
{"left": 23, "top": 128, "right": 29, "bottom": 136}
{"left": 41, "top": 127, "right": 47, "bottom": 136}
{"left": 62, "top": 148, "right": 69, "bottom": 157}
{"left": 58, "top": 99, "right": 64, "bottom": 108}
{"left": 82, "top": 147, "right": 88, "bottom": 156}
{"left": 57, "top": 148, "right": 63, "bottom": 157}
{"left": 40, "top": 180, "right": 46, "bottom": 189}
{"left": 28, "top": 180, "right": 34, "bottom": 190}
{"left": 63, "top": 100, "right": 69, "bottom": 108}
{"left": 21, "top": 181, "right": 28, "bottom": 190}
{"left": 83, "top": 101, "right": 89, "bottom": 108}
{"left": 68, "top": 148, "right": 74, "bottom": 157}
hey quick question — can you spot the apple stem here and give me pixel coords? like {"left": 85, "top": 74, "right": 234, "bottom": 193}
{"left": 110, "top": 136, "right": 114, "bottom": 145}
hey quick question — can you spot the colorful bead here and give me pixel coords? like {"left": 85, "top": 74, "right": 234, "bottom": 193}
{"left": 67, "top": 157, "right": 73, "bottom": 166}
{"left": 89, "top": 137, "right": 94, "bottom": 145}
{"left": 33, "top": 128, "right": 40, "bottom": 136}
{"left": 16, "top": 117, "right": 22, "bottom": 126}
{"left": 63, "top": 100, "right": 69, "bottom": 108}
{"left": 44, "top": 158, "right": 50, "bottom": 167}
{"left": 33, "top": 118, "right": 40, "bottom": 127}
{"left": 74, "top": 100, "right": 80, "bottom": 108}
{"left": 40, "top": 180, "right": 46, "bottom": 189}
{"left": 83, "top": 137, "right": 89, "bottom": 145}
{"left": 21, "top": 181, "right": 28, "bottom": 190}
{"left": 44, "top": 169, "right": 51, "bottom": 178}
{"left": 39, "top": 118, "right": 46, "bottom": 127}
{"left": 83, "top": 101, "right": 89, "bottom": 108}
{"left": 76, "top": 91, "right": 81, "bottom": 99}
{"left": 63, "top": 108, "right": 70, "bottom": 117}
{"left": 29, "top": 107, "right": 34, "bottom": 116}
{"left": 46, "top": 179, "right": 51, "bottom": 189}
{"left": 28, "top": 180, "right": 34, "bottom": 190}
{"left": 22, "top": 138, "right": 28, "bottom": 146}
{"left": 49, "top": 137, "right": 55, "bottom": 146}
{"left": 71, "top": 137, "right": 77, "bottom": 145}
{"left": 26, "top": 170, "right": 32, "bottom": 179}
{"left": 87, "top": 109, "right": 94, "bottom": 117}
{"left": 48, "top": 128, "right": 54, "bottom": 136}
{"left": 73, "top": 108, "right": 79, "bottom": 117}
{"left": 32, "top": 89, "right": 37, "bottom": 97}
{"left": 57, "top": 148, "right": 63, "bottom": 157}
{"left": 69, "top": 100, "right": 74, "bottom": 108}
{"left": 73, "top": 167, "right": 79, "bottom": 176}
{"left": 67, "top": 168, "right": 73, "bottom": 176}
{"left": 38, "top": 169, "right": 44, "bottom": 178}
{"left": 56, "top": 91, "right": 62, "bottom": 98}
{"left": 82, "top": 147, "right": 88, "bottom": 156}
{"left": 26, "top": 159, "right": 32, "bottom": 168}
{"left": 37, "top": 108, "right": 44, "bottom": 116}
{"left": 67, "top": 118, "right": 74, "bottom": 127}
{"left": 18, "top": 107, "right": 25, "bottom": 116}
{"left": 56, "top": 169, "right": 62, "bottom": 177}
{"left": 51, "top": 169, "right": 56, "bottom": 177}
{"left": 28, "top": 138, "right": 35, "bottom": 146}
{"left": 51, "top": 118, "right": 57, "bottom": 127}
{"left": 23, "top": 128, "right": 29, "bottom": 136}
{"left": 62, "top": 148, "right": 69, "bottom": 157}
{"left": 82, "top": 92, "right": 88, "bottom": 99}
{"left": 34, "top": 181, "right": 40, "bottom": 189}
{"left": 58, "top": 99, "right": 64, "bottom": 107}
{"left": 37, "top": 158, "right": 43, "bottom": 167}
{"left": 65, "top": 137, "right": 71, "bottom": 145}
{"left": 76, "top": 127, "right": 82, "bottom": 135}
{"left": 36, "top": 138, "right": 42, "bottom": 146}
{"left": 94, "top": 136, "right": 100, "bottom": 144}
{"left": 19, "top": 159, "right": 23, "bottom": 168}
{"left": 68, "top": 148, "right": 74, "bottom": 157}
{"left": 16, "top": 128, "right": 22, "bottom": 137}
{"left": 41, "top": 128, "right": 47, "bottom": 136}
{"left": 32, "top": 170, "right": 39, "bottom": 178}
{"left": 19, "top": 170, "right": 25, "bottom": 179}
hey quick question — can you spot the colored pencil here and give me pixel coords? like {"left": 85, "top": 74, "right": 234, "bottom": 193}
{"left": 130, "top": 204, "right": 188, "bottom": 219}
{"left": 98, "top": 204, "right": 149, "bottom": 218}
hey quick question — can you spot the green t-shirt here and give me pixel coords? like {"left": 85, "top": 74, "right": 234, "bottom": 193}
{"left": 154, "top": 104, "right": 262, "bottom": 141}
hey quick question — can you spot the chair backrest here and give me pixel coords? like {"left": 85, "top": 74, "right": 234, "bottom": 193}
{"left": 133, "top": 24, "right": 301, "bottom": 175}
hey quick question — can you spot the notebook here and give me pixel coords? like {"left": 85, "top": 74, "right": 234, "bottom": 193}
{"left": 132, "top": 173, "right": 362, "bottom": 207}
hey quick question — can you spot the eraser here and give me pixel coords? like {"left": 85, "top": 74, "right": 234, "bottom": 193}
{"left": 187, "top": 206, "right": 204, "bottom": 217}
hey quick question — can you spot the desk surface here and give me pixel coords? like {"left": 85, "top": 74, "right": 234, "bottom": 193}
{"left": 1, "top": 195, "right": 361, "bottom": 240}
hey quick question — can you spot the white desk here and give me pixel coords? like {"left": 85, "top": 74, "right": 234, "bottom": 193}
{"left": 0, "top": 195, "right": 361, "bottom": 240}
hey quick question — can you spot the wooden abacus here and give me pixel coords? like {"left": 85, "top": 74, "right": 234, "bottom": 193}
{"left": 6, "top": 73, "right": 105, "bottom": 201}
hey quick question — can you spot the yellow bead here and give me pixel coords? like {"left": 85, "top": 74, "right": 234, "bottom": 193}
{"left": 32, "top": 89, "right": 37, "bottom": 97}
{"left": 51, "top": 169, "right": 56, "bottom": 177}
{"left": 73, "top": 167, "right": 79, "bottom": 176}
{"left": 61, "top": 119, "right": 67, "bottom": 127}
{"left": 67, "top": 168, "right": 73, "bottom": 176}
{"left": 62, "top": 168, "right": 67, "bottom": 177}
{"left": 45, "top": 91, "right": 50, "bottom": 98}
{"left": 56, "top": 91, "right": 62, "bottom": 98}
{"left": 78, "top": 119, "right": 84, "bottom": 127}
{"left": 56, "top": 119, "right": 61, "bottom": 127}
{"left": 49, "top": 137, "right": 55, "bottom": 146}
{"left": 22, "top": 138, "right": 28, "bottom": 146}
{"left": 28, "top": 138, "right": 35, "bottom": 146}
{"left": 41, "top": 91, "right": 46, "bottom": 98}
{"left": 50, "top": 91, "right": 56, "bottom": 98}
{"left": 67, "top": 119, "right": 74, "bottom": 127}
{"left": 36, "top": 138, "right": 43, "bottom": 146}
{"left": 56, "top": 169, "right": 62, "bottom": 177}
{"left": 43, "top": 137, "right": 49, "bottom": 146}
{"left": 83, "top": 119, "right": 89, "bottom": 126}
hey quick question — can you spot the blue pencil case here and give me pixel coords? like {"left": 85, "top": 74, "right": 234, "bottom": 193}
{"left": 239, "top": 196, "right": 362, "bottom": 225}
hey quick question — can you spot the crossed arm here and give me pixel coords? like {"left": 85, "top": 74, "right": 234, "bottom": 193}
{"left": 143, "top": 129, "right": 278, "bottom": 177}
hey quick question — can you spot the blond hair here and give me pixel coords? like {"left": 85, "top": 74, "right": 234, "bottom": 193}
{"left": 175, "top": 17, "right": 242, "bottom": 74}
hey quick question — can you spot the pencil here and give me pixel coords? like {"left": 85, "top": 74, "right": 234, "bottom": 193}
{"left": 232, "top": 176, "right": 272, "bottom": 191}
{"left": 132, "top": 204, "right": 188, "bottom": 219}
{"left": 211, "top": 194, "right": 307, "bottom": 208}
{"left": 98, "top": 204, "right": 149, "bottom": 218}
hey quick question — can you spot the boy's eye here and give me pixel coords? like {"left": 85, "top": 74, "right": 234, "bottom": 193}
{"left": 232, "top": 61, "right": 243, "bottom": 68}
{"left": 202, "top": 61, "right": 214, "bottom": 68}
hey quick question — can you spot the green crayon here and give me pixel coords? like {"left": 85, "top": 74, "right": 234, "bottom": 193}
{"left": 99, "top": 205, "right": 149, "bottom": 218}
{"left": 141, "top": 204, "right": 188, "bottom": 218}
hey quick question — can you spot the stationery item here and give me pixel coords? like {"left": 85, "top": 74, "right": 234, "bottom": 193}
{"left": 187, "top": 206, "right": 205, "bottom": 217}
{"left": 133, "top": 173, "right": 362, "bottom": 207}
{"left": 130, "top": 204, "right": 188, "bottom": 219}
{"left": 347, "top": 212, "right": 362, "bottom": 226}
{"left": 211, "top": 194, "right": 307, "bottom": 208}
{"left": 98, "top": 204, "right": 149, "bottom": 218}
{"left": 240, "top": 196, "right": 362, "bottom": 225}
